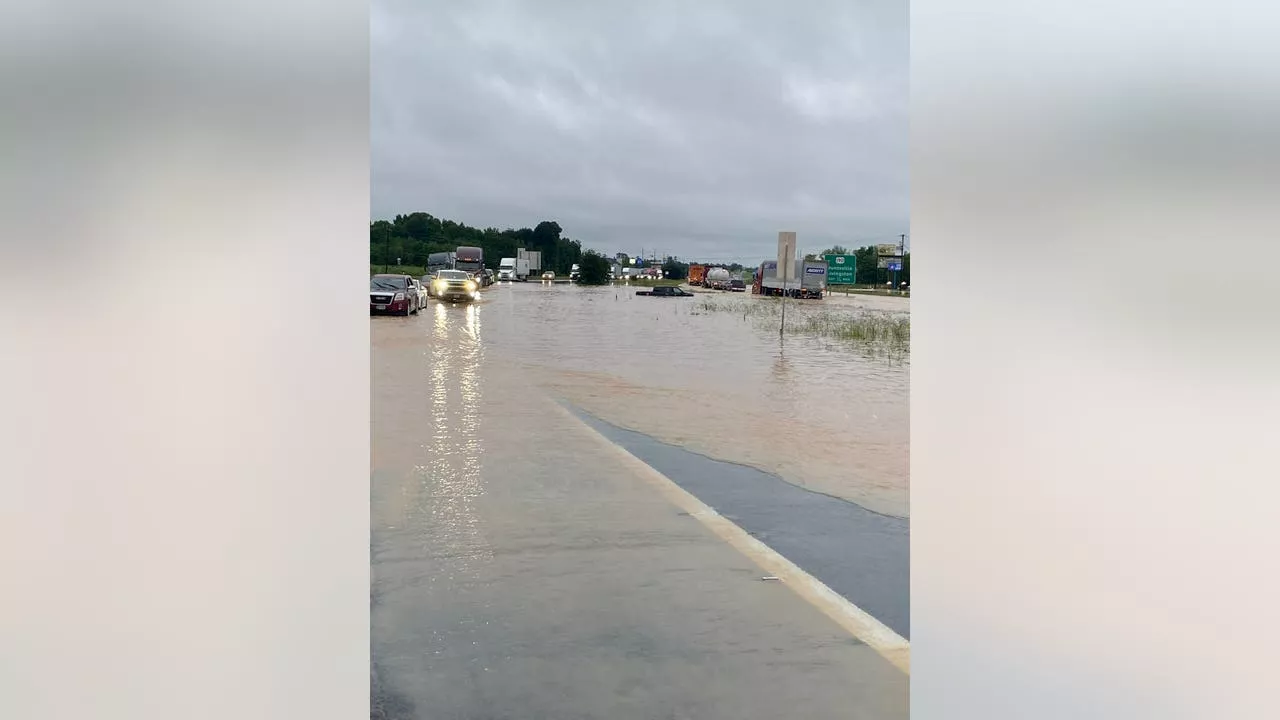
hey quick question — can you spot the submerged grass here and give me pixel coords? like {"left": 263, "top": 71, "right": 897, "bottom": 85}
{"left": 695, "top": 297, "right": 910, "bottom": 353}
{"left": 794, "top": 310, "right": 910, "bottom": 344}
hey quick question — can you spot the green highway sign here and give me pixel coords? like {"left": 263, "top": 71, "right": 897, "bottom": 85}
{"left": 825, "top": 254, "right": 856, "bottom": 284}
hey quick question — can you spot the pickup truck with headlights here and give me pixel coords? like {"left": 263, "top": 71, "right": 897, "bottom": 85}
{"left": 431, "top": 269, "right": 480, "bottom": 303}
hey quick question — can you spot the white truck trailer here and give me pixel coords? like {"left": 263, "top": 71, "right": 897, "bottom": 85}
{"left": 755, "top": 260, "right": 826, "bottom": 299}
{"left": 517, "top": 248, "right": 542, "bottom": 274}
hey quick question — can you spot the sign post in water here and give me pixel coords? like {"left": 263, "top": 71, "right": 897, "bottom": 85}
{"left": 777, "top": 231, "right": 797, "bottom": 340}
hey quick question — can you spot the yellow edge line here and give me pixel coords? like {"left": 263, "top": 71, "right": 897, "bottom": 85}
{"left": 549, "top": 400, "right": 911, "bottom": 675}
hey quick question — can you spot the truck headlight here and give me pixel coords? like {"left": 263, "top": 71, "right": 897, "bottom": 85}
{"left": 465, "top": 280, "right": 477, "bottom": 291}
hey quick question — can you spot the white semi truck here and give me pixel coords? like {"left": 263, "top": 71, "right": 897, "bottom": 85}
{"left": 497, "top": 257, "right": 530, "bottom": 281}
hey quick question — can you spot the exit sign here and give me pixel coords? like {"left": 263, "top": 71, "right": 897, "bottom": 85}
{"left": 825, "top": 254, "right": 856, "bottom": 284}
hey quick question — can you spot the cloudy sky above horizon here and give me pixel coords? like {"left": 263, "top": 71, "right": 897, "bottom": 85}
{"left": 372, "top": 0, "right": 907, "bottom": 262}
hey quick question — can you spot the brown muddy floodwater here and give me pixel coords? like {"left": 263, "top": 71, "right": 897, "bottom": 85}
{"left": 370, "top": 284, "right": 912, "bottom": 718}
{"left": 483, "top": 282, "right": 910, "bottom": 518}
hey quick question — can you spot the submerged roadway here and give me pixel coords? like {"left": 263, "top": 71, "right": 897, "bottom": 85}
{"left": 371, "top": 284, "right": 909, "bottom": 719}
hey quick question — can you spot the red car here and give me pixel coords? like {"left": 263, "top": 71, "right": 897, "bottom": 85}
{"left": 370, "top": 274, "right": 421, "bottom": 316}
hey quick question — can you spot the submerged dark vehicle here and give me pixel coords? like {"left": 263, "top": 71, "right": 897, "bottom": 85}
{"left": 636, "top": 286, "right": 694, "bottom": 297}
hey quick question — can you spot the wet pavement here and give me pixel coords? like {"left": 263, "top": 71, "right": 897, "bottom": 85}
{"left": 371, "top": 284, "right": 909, "bottom": 719}
{"left": 569, "top": 407, "right": 909, "bottom": 639}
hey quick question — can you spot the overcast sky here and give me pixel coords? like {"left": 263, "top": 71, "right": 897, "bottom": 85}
{"left": 372, "top": 0, "right": 907, "bottom": 262}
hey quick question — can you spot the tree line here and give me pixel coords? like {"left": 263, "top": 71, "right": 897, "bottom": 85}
{"left": 371, "top": 212, "right": 909, "bottom": 285}
{"left": 370, "top": 213, "right": 583, "bottom": 276}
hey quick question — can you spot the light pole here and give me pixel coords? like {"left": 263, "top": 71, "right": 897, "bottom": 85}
{"left": 898, "top": 233, "right": 906, "bottom": 293}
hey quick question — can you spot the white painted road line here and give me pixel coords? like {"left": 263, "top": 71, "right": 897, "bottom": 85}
{"left": 550, "top": 400, "right": 911, "bottom": 675}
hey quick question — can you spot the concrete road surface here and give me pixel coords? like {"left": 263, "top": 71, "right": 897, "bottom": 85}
{"left": 371, "top": 296, "right": 908, "bottom": 719}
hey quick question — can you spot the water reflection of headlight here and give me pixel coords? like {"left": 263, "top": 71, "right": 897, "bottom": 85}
{"left": 464, "top": 304, "right": 480, "bottom": 338}
{"left": 434, "top": 301, "right": 448, "bottom": 332}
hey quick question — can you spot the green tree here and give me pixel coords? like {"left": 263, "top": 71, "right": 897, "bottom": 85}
{"left": 556, "top": 237, "right": 582, "bottom": 275}
{"left": 532, "top": 220, "right": 561, "bottom": 246}
{"left": 806, "top": 245, "right": 850, "bottom": 262}
{"left": 577, "top": 250, "right": 612, "bottom": 285}
{"left": 531, "top": 220, "right": 562, "bottom": 269}
{"left": 400, "top": 212, "right": 436, "bottom": 242}
{"left": 662, "top": 258, "right": 689, "bottom": 280}
{"left": 370, "top": 221, "right": 395, "bottom": 265}
{"left": 855, "top": 245, "right": 879, "bottom": 284}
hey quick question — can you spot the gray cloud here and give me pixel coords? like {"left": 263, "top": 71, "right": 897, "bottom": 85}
{"left": 372, "top": 0, "right": 907, "bottom": 261}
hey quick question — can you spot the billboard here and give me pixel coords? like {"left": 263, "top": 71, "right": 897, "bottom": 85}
{"left": 826, "top": 254, "right": 856, "bottom": 284}
{"left": 876, "top": 243, "right": 902, "bottom": 258}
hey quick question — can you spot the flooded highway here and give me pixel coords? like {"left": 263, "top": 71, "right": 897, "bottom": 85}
{"left": 493, "top": 282, "right": 910, "bottom": 517}
{"left": 371, "top": 283, "right": 910, "bottom": 719}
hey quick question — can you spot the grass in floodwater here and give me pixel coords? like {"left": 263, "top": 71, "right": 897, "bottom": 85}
{"left": 795, "top": 310, "right": 910, "bottom": 344}
{"left": 695, "top": 297, "right": 910, "bottom": 352}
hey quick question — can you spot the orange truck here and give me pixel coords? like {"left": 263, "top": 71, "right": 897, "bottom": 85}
{"left": 688, "top": 264, "right": 707, "bottom": 286}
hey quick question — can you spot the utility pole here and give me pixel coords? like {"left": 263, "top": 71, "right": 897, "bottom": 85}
{"left": 898, "top": 233, "right": 906, "bottom": 293}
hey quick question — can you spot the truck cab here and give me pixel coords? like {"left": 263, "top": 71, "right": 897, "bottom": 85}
{"left": 498, "top": 257, "right": 516, "bottom": 281}
{"left": 454, "top": 246, "right": 485, "bottom": 279}
{"left": 497, "top": 256, "right": 528, "bottom": 281}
